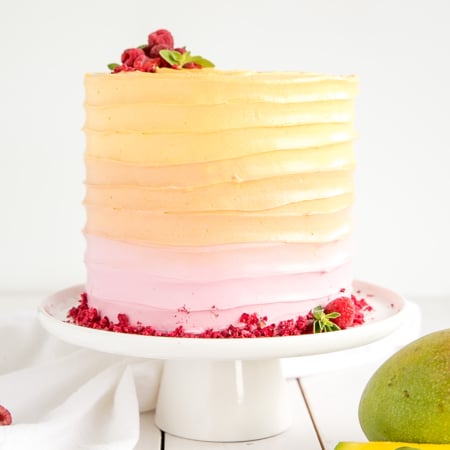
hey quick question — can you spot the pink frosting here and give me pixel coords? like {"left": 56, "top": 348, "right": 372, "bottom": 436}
{"left": 85, "top": 234, "right": 351, "bottom": 281}
{"left": 84, "top": 235, "right": 352, "bottom": 331}
{"left": 88, "top": 295, "right": 348, "bottom": 333}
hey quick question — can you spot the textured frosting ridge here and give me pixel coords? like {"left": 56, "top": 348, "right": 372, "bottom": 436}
{"left": 83, "top": 69, "right": 358, "bottom": 331}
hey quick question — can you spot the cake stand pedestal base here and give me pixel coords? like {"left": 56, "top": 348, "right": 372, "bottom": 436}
{"left": 155, "top": 359, "right": 290, "bottom": 441}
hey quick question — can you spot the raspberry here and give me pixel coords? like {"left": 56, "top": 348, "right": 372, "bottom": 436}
{"left": 108, "top": 30, "right": 213, "bottom": 73}
{"left": 121, "top": 48, "right": 145, "bottom": 66}
{"left": 148, "top": 43, "right": 171, "bottom": 58}
{"left": 0, "top": 405, "right": 12, "bottom": 426}
{"left": 324, "top": 296, "right": 356, "bottom": 329}
{"left": 142, "top": 45, "right": 151, "bottom": 57}
{"left": 148, "top": 29, "right": 174, "bottom": 49}
{"left": 142, "top": 45, "right": 171, "bottom": 67}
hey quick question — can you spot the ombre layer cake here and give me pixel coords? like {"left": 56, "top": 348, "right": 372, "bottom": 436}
{"left": 83, "top": 69, "right": 358, "bottom": 333}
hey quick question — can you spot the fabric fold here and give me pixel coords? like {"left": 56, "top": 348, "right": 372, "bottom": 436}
{"left": 0, "top": 312, "right": 163, "bottom": 450}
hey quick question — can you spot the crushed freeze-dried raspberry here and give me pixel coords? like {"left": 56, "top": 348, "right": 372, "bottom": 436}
{"left": 132, "top": 55, "right": 160, "bottom": 72}
{"left": 183, "top": 62, "right": 202, "bottom": 69}
{"left": 68, "top": 289, "right": 372, "bottom": 338}
{"left": 112, "top": 64, "right": 135, "bottom": 73}
{"left": 352, "top": 294, "right": 373, "bottom": 325}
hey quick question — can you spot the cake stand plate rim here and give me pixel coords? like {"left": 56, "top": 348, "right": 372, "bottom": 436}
{"left": 38, "top": 280, "right": 408, "bottom": 361}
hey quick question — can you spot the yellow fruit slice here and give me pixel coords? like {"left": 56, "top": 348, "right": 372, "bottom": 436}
{"left": 335, "top": 442, "right": 450, "bottom": 450}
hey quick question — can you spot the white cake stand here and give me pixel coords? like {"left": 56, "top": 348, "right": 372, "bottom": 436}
{"left": 38, "top": 280, "right": 407, "bottom": 442}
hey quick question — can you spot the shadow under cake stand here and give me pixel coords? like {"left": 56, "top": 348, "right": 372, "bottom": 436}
{"left": 38, "top": 280, "right": 408, "bottom": 442}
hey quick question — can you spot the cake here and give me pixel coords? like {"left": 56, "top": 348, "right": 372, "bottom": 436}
{"left": 80, "top": 30, "right": 359, "bottom": 335}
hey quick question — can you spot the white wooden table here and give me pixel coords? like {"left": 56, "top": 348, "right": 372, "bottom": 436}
{"left": 1, "top": 292, "right": 448, "bottom": 450}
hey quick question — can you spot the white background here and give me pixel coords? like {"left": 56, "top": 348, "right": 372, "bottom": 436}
{"left": 1, "top": 0, "right": 449, "bottom": 297}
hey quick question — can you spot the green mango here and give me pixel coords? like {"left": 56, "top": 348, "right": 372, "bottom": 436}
{"left": 334, "top": 442, "right": 450, "bottom": 449}
{"left": 358, "top": 329, "right": 450, "bottom": 444}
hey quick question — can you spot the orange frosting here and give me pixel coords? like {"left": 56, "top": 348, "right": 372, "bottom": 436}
{"left": 84, "top": 69, "right": 357, "bottom": 246}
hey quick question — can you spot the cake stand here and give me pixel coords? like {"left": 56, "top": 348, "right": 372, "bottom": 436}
{"left": 38, "top": 280, "right": 408, "bottom": 442}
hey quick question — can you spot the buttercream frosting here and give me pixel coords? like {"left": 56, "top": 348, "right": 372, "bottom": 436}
{"left": 83, "top": 68, "right": 358, "bottom": 331}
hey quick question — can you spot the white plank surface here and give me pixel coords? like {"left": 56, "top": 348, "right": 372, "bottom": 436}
{"left": 164, "top": 379, "right": 321, "bottom": 450}
{"left": 1, "top": 293, "right": 448, "bottom": 450}
{"left": 300, "top": 363, "right": 378, "bottom": 450}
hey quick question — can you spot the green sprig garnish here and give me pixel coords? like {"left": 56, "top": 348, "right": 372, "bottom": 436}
{"left": 312, "top": 306, "right": 341, "bottom": 333}
{"left": 159, "top": 49, "right": 214, "bottom": 69}
{"left": 107, "top": 63, "right": 120, "bottom": 71}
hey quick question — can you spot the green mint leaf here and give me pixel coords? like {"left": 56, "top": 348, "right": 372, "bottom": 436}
{"left": 189, "top": 55, "right": 215, "bottom": 68}
{"left": 137, "top": 44, "right": 148, "bottom": 49}
{"left": 108, "top": 63, "right": 120, "bottom": 70}
{"left": 159, "top": 49, "right": 183, "bottom": 66}
{"left": 179, "top": 50, "right": 191, "bottom": 67}
{"left": 160, "top": 49, "right": 215, "bottom": 70}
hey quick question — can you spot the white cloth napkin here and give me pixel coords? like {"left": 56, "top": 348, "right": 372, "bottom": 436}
{"left": 0, "top": 312, "right": 163, "bottom": 450}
